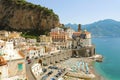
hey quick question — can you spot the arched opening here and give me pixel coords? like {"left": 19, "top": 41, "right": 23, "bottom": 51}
{"left": 72, "top": 51, "right": 77, "bottom": 57}
{"left": 38, "top": 59, "right": 42, "bottom": 66}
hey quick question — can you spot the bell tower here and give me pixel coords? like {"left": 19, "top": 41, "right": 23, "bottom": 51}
{"left": 78, "top": 24, "right": 81, "bottom": 32}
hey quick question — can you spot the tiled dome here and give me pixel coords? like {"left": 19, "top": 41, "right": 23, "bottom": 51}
{"left": 0, "top": 56, "right": 7, "bottom": 66}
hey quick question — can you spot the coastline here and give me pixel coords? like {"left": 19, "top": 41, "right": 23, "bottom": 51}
{"left": 86, "top": 57, "right": 105, "bottom": 80}
{"left": 56, "top": 57, "right": 105, "bottom": 80}
{"left": 91, "top": 63, "right": 105, "bottom": 80}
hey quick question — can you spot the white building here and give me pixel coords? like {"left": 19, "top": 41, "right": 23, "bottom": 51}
{"left": 0, "top": 41, "right": 26, "bottom": 80}
{"left": 26, "top": 39, "right": 37, "bottom": 43}
{"left": 31, "top": 63, "right": 42, "bottom": 78}
{"left": 0, "top": 57, "right": 8, "bottom": 80}
{"left": 66, "top": 28, "right": 75, "bottom": 38}
{"left": 51, "top": 27, "right": 64, "bottom": 32}
{"left": 27, "top": 47, "right": 45, "bottom": 59}
{"left": 66, "top": 38, "right": 73, "bottom": 49}
{"left": 81, "top": 29, "right": 92, "bottom": 47}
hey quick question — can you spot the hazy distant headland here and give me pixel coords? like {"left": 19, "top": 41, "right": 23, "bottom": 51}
{"left": 65, "top": 19, "right": 120, "bottom": 37}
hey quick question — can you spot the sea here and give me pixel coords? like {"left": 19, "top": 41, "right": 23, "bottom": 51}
{"left": 92, "top": 37, "right": 120, "bottom": 80}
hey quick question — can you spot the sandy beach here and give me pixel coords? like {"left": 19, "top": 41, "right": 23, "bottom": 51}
{"left": 55, "top": 57, "right": 105, "bottom": 80}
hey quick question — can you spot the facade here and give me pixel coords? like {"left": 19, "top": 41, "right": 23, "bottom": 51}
{"left": 80, "top": 29, "right": 92, "bottom": 47}
{"left": 9, "top": 37, "right": 26, "bottom": 47}
{"left": 72, "top": 32, "right": 82, "bottom": 49}
{"left": 8, "top": 31, "right": 21, "bottom": 39}
{"left": 66, "top": 38, "right": 73, "bottom": 49}
{"left": 27, "top": 47, "right": 45, "bottom": 59}
{"left": 0, "top": 31, "right": 21, "bottom": 40}
{"left": 7, "top": 58, "right": 26, "bottom": 80}
{"left": 53, "top": 42, "right": 67, "bottom": 50}
{"left": 28, "top": 48, "right": 38, "bottom": 59}
{"left": 50, "top": 27, "right": 69, "bottom": 42}
{"left": 51, "top": 27, "right": 64, "bottom": 32}
{"left": 31, "top": 63, "right": 42, "bottom": 78}
{"left": 50, "top": 31, "right": 68, "bottom": 42}
{"left": 65, "top": 28, "right": 75, "bottom": 39}
{"left": 50, "top": 32, "right": 68, "bottom": 42}
{"left": 26, "top": 39, "right": 37, "bottom": 43}
{"left": 0, "top": 31, "right": 9, "bottom": 40}
{"left": 0, "top": 41, "right": 26, "bottom": 80}
{"left": 39, "top": 35, "right": 52, "bottom": 44}
{"left": 72, "top": 24, "right": 92, "bottom": 48}
{"left": 0, "top": 31, "right": 9, "bottom": 37}
{"left": 0, "top": 57, "right": 8, "bottom": 80}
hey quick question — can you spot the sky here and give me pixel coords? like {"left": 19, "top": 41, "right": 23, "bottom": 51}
{"left": 27, "top": 0, "right": 120, "bottom": 24}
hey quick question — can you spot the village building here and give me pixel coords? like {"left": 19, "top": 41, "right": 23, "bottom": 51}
{"left": 65, "top": 27, "right": 75, "bottom": 39}
{"left": 0, "top": 41, "right": 26, "bottom": 80}
{"left": 39, "top": 35, "right": 52, "bottom": 45}
{"left": 0, "top": 31, "right": 22, "bottom": 41}
{"left": 0, "top": 31, "right": 9, "bottom": 41}
{"left": 26, "top": 38, "right": 37, "bottom": 43}
{"left": 80, "top": 29, "right": 92, "bottom": 47}
{"left": 27, "top": 46, "right": 45, "bottom": 59}
{"left": 31, "top": 63, "right": 42, "bottom": 78}
{"left": 0, "top": 56, "right": 8, "bottom": 80}
{"left": 50, "top": 31, "right": 68, "bottom": 42}
{"left": 50, "top": 27, "right": 68, "bottom": 42}
{"left": 8, "top": 31, "right": 21, "bottom": 39}
{"left": 51, "top": 27, "right": 64, "bottom": 32}
{"left": 72, "top": 24, "right": 92, "bottom": 48}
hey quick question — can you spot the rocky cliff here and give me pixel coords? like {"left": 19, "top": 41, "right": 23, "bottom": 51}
{"left": 0, "top": 0, "right": 59, "bottom": 34}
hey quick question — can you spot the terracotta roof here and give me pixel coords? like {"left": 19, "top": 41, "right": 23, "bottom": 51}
{"left": 18, "top": 51, "right": 25, "bottom": 58}
{"left": 0, "top": 56, "right": 7, "bottom": 66}
{"left": 27, "top": 47, "right": 36, "bottom": 51}
{"left": 73, "top": 32, "right": 81, "bottom": 36}
{"left": 50, "top": 32, "right": 67, "bottom": 35}
{"left": 84, "top": 31, "right": 90, "bottom": 35}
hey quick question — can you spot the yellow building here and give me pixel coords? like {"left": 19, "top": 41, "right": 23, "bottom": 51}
{"left": 0, "top": 31, "right": 21, "bottom": 40}
{"left": 0, "top": 31, "right": 9, "bottom": 41}
{"left": 39, "top": 35, "right": 52, "bottom": 43}
{"left": 8, "top": 31, "right": 21, "bottom": 39}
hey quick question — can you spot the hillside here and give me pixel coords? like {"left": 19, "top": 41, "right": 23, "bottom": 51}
{"left": 65, "top": 19, "right": 120, "bottom": 37}
{"left": 0, "top": 0, "right": 59, "bottom": 35}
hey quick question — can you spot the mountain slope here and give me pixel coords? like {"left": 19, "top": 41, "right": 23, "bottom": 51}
{"left": 65, "top": 19, "right": 120, "bottom": 37}
{"left": 0, "top": 0, "right": 59, "bottom": 35}
{"left": 83, "top": 19, "right": 120, "bottom": 37}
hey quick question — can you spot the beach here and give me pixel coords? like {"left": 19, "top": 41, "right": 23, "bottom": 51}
{"left": 55, "top": 57, "right": 105, "bottom": 80}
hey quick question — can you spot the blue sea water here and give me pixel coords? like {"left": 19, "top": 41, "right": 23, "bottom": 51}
{"left": 92, "top": 38, "right": 120, "bottom": 80}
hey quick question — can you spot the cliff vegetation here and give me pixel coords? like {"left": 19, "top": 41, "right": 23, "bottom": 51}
{"left": 0, "top": 0, "right": 59, "bottom": 37}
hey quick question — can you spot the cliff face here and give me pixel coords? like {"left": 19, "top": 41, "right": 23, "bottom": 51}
{"left": 0, "top": 0, "right": 59, "bottom": 34}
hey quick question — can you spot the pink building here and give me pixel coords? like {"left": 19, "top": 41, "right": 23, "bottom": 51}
{"left": 50, "top": 31, "right": 68, "bottom": 42}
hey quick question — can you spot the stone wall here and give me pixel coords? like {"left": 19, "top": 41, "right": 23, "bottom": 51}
{"left": 7, "top": 59, "right": 26, "bottom": 79}
{"left": 38, "top": 50, "right": 72, "bottom": 66}
{"left": 37, "top": 46, "right": 95, "bottom": 67}
{"left": 72, "top": 45, "right": 96, "bottom": 57}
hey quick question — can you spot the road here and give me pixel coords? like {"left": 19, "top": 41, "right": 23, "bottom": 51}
{"left": 26, "top": 59, "right": 36, "bottom": 80}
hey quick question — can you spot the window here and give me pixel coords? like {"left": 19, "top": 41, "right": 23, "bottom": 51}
{"left": 18, "top": 63, "right": 23, "bottom": 71}
{"left": 0, "top": 72, "right": 2, "bottom": 75}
